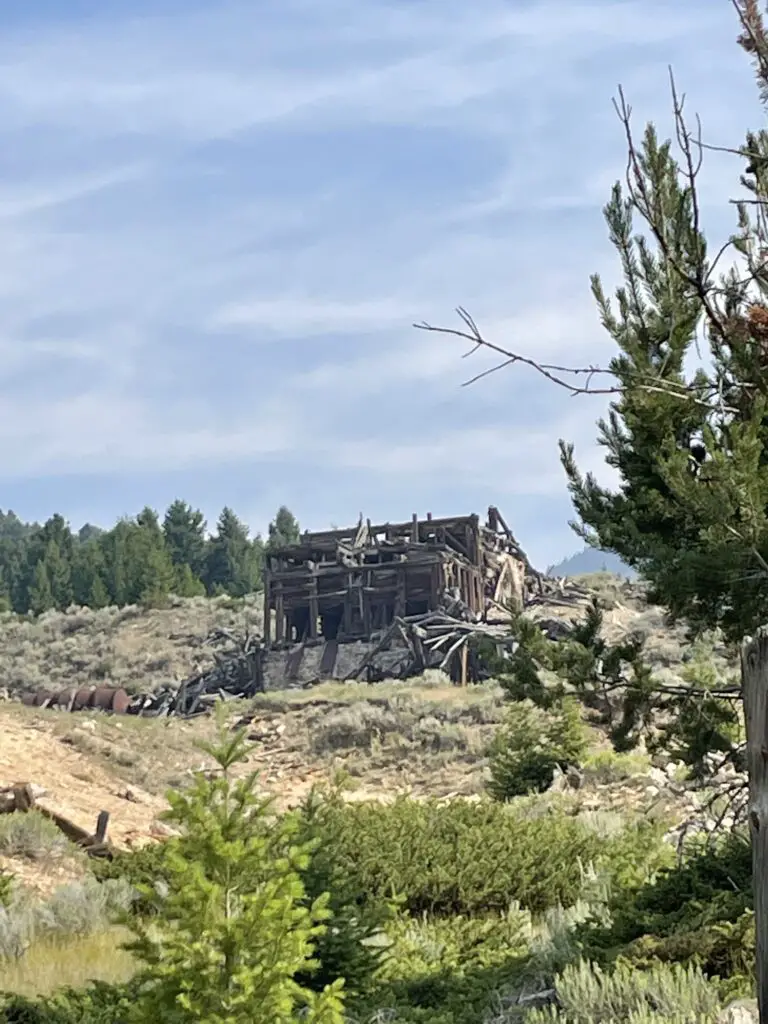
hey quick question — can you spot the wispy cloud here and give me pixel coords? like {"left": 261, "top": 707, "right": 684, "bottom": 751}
{"left": 0, "top": 0, "right": 757, "bottom": 565}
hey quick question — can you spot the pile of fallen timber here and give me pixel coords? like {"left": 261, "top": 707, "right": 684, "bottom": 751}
{"left": 344, "top": 609, "right": 517, "bottom": 685}
{"left": 21, "top": 627, "right": 264, "bottom": 720}
{"left": 529, "top": 575, "right": 595, "bottom": 608}
{"left": 134, "top": 626, "right": 263, "bottom": 717}
{"left": 13, "top": 573, "right": 604, "bottom": 717}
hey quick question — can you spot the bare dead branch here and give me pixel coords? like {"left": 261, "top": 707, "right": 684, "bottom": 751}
{"left": 414, "top": 307, "right": 740, "bottom": 413}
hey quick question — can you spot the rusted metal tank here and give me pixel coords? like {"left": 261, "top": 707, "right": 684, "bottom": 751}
{"left": 51, "top": 688, "right": 76, "bottom": 710}
{"left": 21, "top": 684, "right": 133, "bottom": 715}
{"left": 109, "top": 688, "right": 131, "bottom": 714}
{"left": 90, "top": 687, "right": 130, "bottom": 713}
{"left": 72, "top": 687, "right": 96, "bottom": 711}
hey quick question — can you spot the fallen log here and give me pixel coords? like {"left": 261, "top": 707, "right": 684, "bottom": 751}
{"left": 0, "top": 783, "right": 115, "bottom": 860}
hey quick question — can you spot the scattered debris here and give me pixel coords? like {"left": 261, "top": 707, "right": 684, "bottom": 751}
{"left": 342, "top": 609, "right": 517, "bottom": 684}
{"left": 22, "top": 627, "right": 264, "bottom": 719}
{"left": 0, "top": 782, "right": 114, "bottom": 860}
{"left": 16, "top": 505, "right": 601, "bottom": 717}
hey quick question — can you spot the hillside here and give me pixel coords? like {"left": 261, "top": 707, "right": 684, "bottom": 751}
{"left": 0, "top": 574, "right": 752, "bottom": 1020}
{"left": 0, "top": 594, "right": 264, "bottom": 702}
{"left": 0, "top": 573, "right": 737, "bottom": 848}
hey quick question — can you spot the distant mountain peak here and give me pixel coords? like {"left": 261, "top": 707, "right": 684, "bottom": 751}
{"left": 546, "top": 547, "right": 636, "bottom": 580}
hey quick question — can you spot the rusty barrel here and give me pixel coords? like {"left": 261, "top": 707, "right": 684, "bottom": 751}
{"left": 90, "top": 686, "right": 130, "bottom": 714}
{"left": 51, "top": 688, "right": 76, "bottom": 710}
{"left": 72, "top": 687, "right": 95, "bottom": 711}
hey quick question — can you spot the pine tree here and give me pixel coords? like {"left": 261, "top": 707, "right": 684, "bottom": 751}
{"left": 88, "top": 574, "right": 110, "bottom": 610}
{"left": 71, "top": 540, "right": 108, "bottom": 607}
{"left": 204, "top": 508, "right": 260, "bottom": 597}
{"left": 78, "top": 523, "right": 103, "bottom": 544}
{"left": 0, "top": 536, "right": 27, "bottom": 613}
{"left": 101, "top": 519, "right": 131, "bottom": 606}
{"left": 100, "top": 517, "right": 175, "bottom": 607}
{"left": 42, "top": 538, "right": 73, "bottom": 610}
{"left": 163, "top": 500, "right": 207, "bottom": 579}
{"left": 28, "top": 559, "right": 54, "bottom": 615}
{"left": 129, "top": 514, "right": 176, "bottom": 608}
{"left": 540, "top": 10, "right": 768, "bottom": 646}
{"left": 39, "top": 514, "right": 74, "bottom": 563}
{"left": 124, "top": 724, "right": 345, "bottom": 1024}
{"left": 172, "top": 562, "right": 206, "bottom": 598}
{"left": 266, "top": 506, "right": 301, "bottom": 553}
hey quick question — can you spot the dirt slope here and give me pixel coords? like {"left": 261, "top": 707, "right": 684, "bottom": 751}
{"left": 0, "top": 574, "right": 735, "bottom": 894}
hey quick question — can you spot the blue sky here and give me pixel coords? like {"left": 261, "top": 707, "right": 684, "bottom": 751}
{"left": 0, "top": 0, "right": 761, "bottom": 567}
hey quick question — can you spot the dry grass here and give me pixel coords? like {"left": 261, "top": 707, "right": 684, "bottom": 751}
{"left": 0, "top": 874, "right": 135, "bottom": 960}
{"left": 0, "top": 573, "right": 735, "bottom": 707}
{"left": 0, "top": 811, "right": 75, "bottom": 860}
{"left": 0, "top": 593, "right": 263, "bottom": 700}
{"left": 0, "top": 926, "right": 136, "bottom": 996}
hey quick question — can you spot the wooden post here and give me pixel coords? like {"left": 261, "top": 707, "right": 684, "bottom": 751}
{"left": 95, "top": 810, "right": 110, "bottom": 843}
{"left": 363, "top": 570, "right": 372, "bottom": 636}
{"left": 395, "top": 564, "right": 407, "bottom": 618}
{"left": 741, "top": 626, "right": 768, "bottom": 1023}
{"left": 275, "top": 584, "right": 284, "bottom": 643}
{"left": 430, "top": 562, "right": 441, "bottom": 608}
{"left": 263, "top": 571, "right": 271, "bottom": 645}
{"left": 460, "top": 642, "right": 468, "bottom": 687}
{"left": 343, "top": 573, "right": 353, "bottom": 637}
{"left": 309, "top": 576, "right": 319, "bottom": 640}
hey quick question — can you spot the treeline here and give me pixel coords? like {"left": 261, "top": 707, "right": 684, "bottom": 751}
{"left": 0, "top": 502, "right": 301, "bottom": 615}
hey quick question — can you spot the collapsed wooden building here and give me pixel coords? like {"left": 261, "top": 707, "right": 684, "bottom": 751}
{"left": 260, "top": 507, "right": 540, "bottom": 687}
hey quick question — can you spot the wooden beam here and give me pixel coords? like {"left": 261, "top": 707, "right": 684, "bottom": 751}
{"left": 275, "top": 584, "right": 284, "bottom": 643}
{"left": 309, "top": 576, "right": 319, "bottom": 640}
{"left": 395, "top": 564, "right": 407, "bottom": 618}
{"left": 741, "top": 627, "right": 768, "bottom": 1023}
{"left": 363, "top": 570, "right": 372, "bottom": 636}
{"left": 263, "top": 570, "right": 272, "bottom": 645}
{"left": 343, "top": 573, "right": 353, "bottom": 637}
{"left": 95, "top": 811, "right": 110, "bottom": 844}
{"left": 431, "top": 563, "right": 441, "bottom": 607}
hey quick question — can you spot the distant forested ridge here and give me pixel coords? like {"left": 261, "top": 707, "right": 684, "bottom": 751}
{"left": 0, "top": 503, "right": 301, "bottom": 615}
{"left": 546, "top": 546, "right": 636, "bottom": 580}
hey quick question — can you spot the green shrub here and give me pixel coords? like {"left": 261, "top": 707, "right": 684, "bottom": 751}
{"left": 293, "top": 787, "right": 394, "bottom": 997}
{"left": 94, "top": 789, "right": 393, "bottom": 999}
{"left": 123, "top": 725, "right": 345, "bottom": 1024}
{"left": 524, "top": 960, "right": 720, "bottom": 1023}
{"left": 578, "top": 831, "right": 754, "bottom": 991}
{"left": 350, "top": 907, "right": 531, "bottom": 1024}
{"left": 620, "top": 912, "right": 754, "bottom": 1000}
{"left": 0, "top": 869, "right": 13, "bottom": 909}
{"left": 91, "top": 840, "right": 175, "bottom": 917}
{"left": 305, "top": 796, "right": 669, "bottom": 917}
{"left": 0, "top": 980, "right": 135, "bottom": 1024}
{"left": 581, "top": 749, "right": 649, "bottom": 784}
{"left": 487, "top": 698, "right": 589, "bottom": 799}
{"left": 581, "top": 831, "right": 751, "bottom": 949}
{"left": 39, "top": 877, "right": 135, "bottom": 940}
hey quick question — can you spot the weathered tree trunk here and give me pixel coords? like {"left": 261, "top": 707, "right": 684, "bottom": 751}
{"left": 741, "top": 627, "right": 768, "bottom": 1021}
